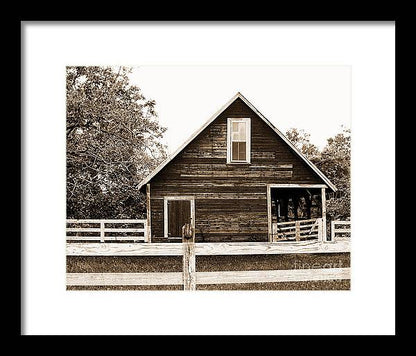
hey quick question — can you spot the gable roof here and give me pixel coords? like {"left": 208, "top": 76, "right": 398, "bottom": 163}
{"left": 138, "top": 92, "right": 337, "bottom": 192}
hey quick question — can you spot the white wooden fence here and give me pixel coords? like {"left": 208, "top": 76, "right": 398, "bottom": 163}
{"left": 66, "top": 240, "right": 350, "bottom": 289}
{"left": 330, "top": 220, "right": 351, "bottom": 242}
{"left": 272, "top": 218, "right": 323, "bottom": 242}
{"left": 66, "top": 219, "right": 149, "bottom": 243}
{"left": 66, "top": 219, "right": 351, "bottom": 289}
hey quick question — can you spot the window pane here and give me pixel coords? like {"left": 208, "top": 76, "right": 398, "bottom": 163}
{"left": 238, "top": 142, "right": 246, "bottom": 160}
{"left": 231, "top": 121, "right": 246, "bottom": 141}
{"left": 232, "top": 142, "right": 239, "bottom": 160}
{"left": 232, "top": 122, "right": 239, "bottom": 133}
{"left": 231, "top": 142, "right": 247, "bottom": 161}
{"left": 238, "top": 122, "right": 246, "bottom": 138}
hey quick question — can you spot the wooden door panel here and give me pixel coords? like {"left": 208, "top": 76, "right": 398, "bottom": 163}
{"left": 168, "top": 200, "right": 191, "bottom": 237}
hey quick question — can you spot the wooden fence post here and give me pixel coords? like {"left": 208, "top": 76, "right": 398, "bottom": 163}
{"left": 330, "top": 221, "right": 335, "bottom": 242}
{"left": 272, "top": 223, "right": 277, "bottom": 242}
{"left": 295, "top": 221, "right": 301, "bottom": 241}
{"left": 182, "top": 224, "right": 196, "bottom": 291}
{"left": 100, "top": 221, "right": 105, "bottom": 242}
{"left": 317, "top": 218, "right": 323, "bottom": 242}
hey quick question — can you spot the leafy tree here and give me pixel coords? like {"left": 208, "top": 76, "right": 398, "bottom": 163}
{"left": 317, "top": 128, "right": 351, "bottom": 220}
{"left": 285, "top": 128, "right": 321, "bottom": 163}
{"left": 286, "top": 127, "right": 351, "bottom": 220}
{"left": 66, "top": 66, "right": 167, "bottom": 219}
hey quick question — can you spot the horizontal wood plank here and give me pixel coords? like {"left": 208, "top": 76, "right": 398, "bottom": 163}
{"left": 66, "top": 242, "right": 184, "bottom": 256}
{"left": 66, "top": 236, "right": 145, "bottom": 241}
{"left": 67, "top": 219, "right": 146, "bottom": 224}
{"left": 196, "top": 268, "right": 350, "bottom": 284}
{"left": 66, "top": 228, "right": 101, "bottom": 232}
{"left": 66, "top": 236, "right": 101, "bottom": 241}
{"left": 195, "top": 241, "right": 350, "bottom": 255}
{"left": 267, "top": 184, "right": 327, "bottom": 188}
{"left": 276, "top": 223, "right": 317, "bottom": 231}
{"left": 335, "top": 236, "right": 350, "bottom": 241}
{"left": 276, "top": 218, "right": 318, "bottom": 226}
{"left": 66, "top": 272, "right": 183, "bottom": 286}
{"left": 66, "top": 268, "right": 350, "bottom": 286}
{"left": 274, "top": 234, "right": 319, "bottom": 241}
{"left": 334, "top": 229, "right": 351, "bottom": 234}
{"left": 66, "top": 220, "right": 101, "bottom": 224}
{"left": 66, "top": 241, "right": 350, "bottom": 256}
{"left": 104, "top": 228, "right": 145, "bottom": 233}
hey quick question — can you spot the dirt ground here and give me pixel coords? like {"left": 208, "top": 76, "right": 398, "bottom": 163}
{"left": 67, "top": 253, "right": 350, "bottom": 291}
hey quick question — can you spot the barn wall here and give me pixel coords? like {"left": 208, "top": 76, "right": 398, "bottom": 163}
{"left": 150, "top": 98, "right": 323, "bottom": 242}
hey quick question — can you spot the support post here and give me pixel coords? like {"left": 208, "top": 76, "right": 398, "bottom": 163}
{"left": 146, "top": 184, "right": 151, "bottom": 243}
{"left": 267, "top": 185, "right": 272, "bottom": 242}
{"left": 182, "top": 225, "right": 196, "bottom": 291}
{"left": 305, "top": 193, "right": 312, "bottom": 220}
{"left": 293, "top": 195, "right": 299, "bottom": 221}
{"left": 321, "top": 187, "right": 327, "bottom": 242}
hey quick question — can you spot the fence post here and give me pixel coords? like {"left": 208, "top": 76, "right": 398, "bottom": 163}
{"left": 317, "top": 218, "right": 323, "bottom": 242}
{"left": 143, "top": 221, "right": 149, "bottom": 243}
{"left": 100, "top": 221, "right": 105, "bottom": 242}
{"left": 295, "top": 221, "right": 301, "bottom": 241}
{"left": 330, "top": 221, "right": 335, "bottom": 242}
{"left": 182, "top": 224, "right": 196, "bottom": 291}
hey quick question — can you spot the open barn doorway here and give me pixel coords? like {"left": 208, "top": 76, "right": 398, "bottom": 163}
{"left": 267, "top": 185, "right": 327, "bottom": 242}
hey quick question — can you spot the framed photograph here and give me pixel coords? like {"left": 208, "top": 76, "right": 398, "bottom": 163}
{"left": 22, "top": 21, "right": 396, "bottom": 335}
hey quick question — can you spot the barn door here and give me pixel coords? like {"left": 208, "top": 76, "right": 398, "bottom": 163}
{"left": 167, "top": 200, "right": 191, "bottom": 238}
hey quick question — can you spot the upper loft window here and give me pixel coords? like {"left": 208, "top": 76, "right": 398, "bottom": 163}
{"left": 227, "top": 118, "right": 251, "bottom": 163}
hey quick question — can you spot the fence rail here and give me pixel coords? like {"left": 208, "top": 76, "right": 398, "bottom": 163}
{"left": 66, "top": 219, "right": 148, "bottom": 243}
{"left": 67, "top": 268, "right": 350, "bottom": 287}
{"left": 66, "top": 240, "right": 350, "bottom": 256}
{"left": 330, "top": 220, "right": 351, "bottom": 242}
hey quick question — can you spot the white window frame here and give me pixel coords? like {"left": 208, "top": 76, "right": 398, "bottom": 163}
{"left": 227, "top": 118, "right": 251, "bottom": 164}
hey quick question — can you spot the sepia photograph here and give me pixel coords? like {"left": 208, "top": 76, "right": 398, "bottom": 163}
{"left": 65, "top": 65, "right": 351, "bottom": 290}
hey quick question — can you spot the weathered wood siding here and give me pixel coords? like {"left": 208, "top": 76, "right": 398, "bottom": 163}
{"left": 150, "top": 98, "right": 323, "bottom": 242}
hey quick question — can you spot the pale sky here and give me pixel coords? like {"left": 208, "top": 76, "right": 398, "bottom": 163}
{"left": 129, "top": 65, "right": 351, "bottom": 154}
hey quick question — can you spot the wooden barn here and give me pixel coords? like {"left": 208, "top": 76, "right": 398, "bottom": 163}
{"left": 139, "top": 92, "right": 336, "bottom": 243}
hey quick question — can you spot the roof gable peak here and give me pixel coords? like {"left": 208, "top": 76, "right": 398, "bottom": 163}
{"left": 138, "top": 93, "right": 336, "bottom": 192}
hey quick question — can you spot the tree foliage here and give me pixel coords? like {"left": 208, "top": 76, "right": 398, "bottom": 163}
{"left": 66, "top": 66, "right": 167, "bottom": 219}
{"left": 285, "top": 128, "right": 321, "bottom": 163}
{"left": 286, "top": 127, "right": 351, "bottom": 220}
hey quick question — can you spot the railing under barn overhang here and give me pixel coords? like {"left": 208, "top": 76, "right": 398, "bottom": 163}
{"left": 271, "top": 218, "right": 324, "bottom": 242}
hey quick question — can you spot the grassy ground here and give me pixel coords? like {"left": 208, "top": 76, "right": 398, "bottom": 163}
{"left": 67, "top": 253, "right": 350, "bottom": 290}
{"left": 67, "top": 280, "right": 349, "bottom": 291}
